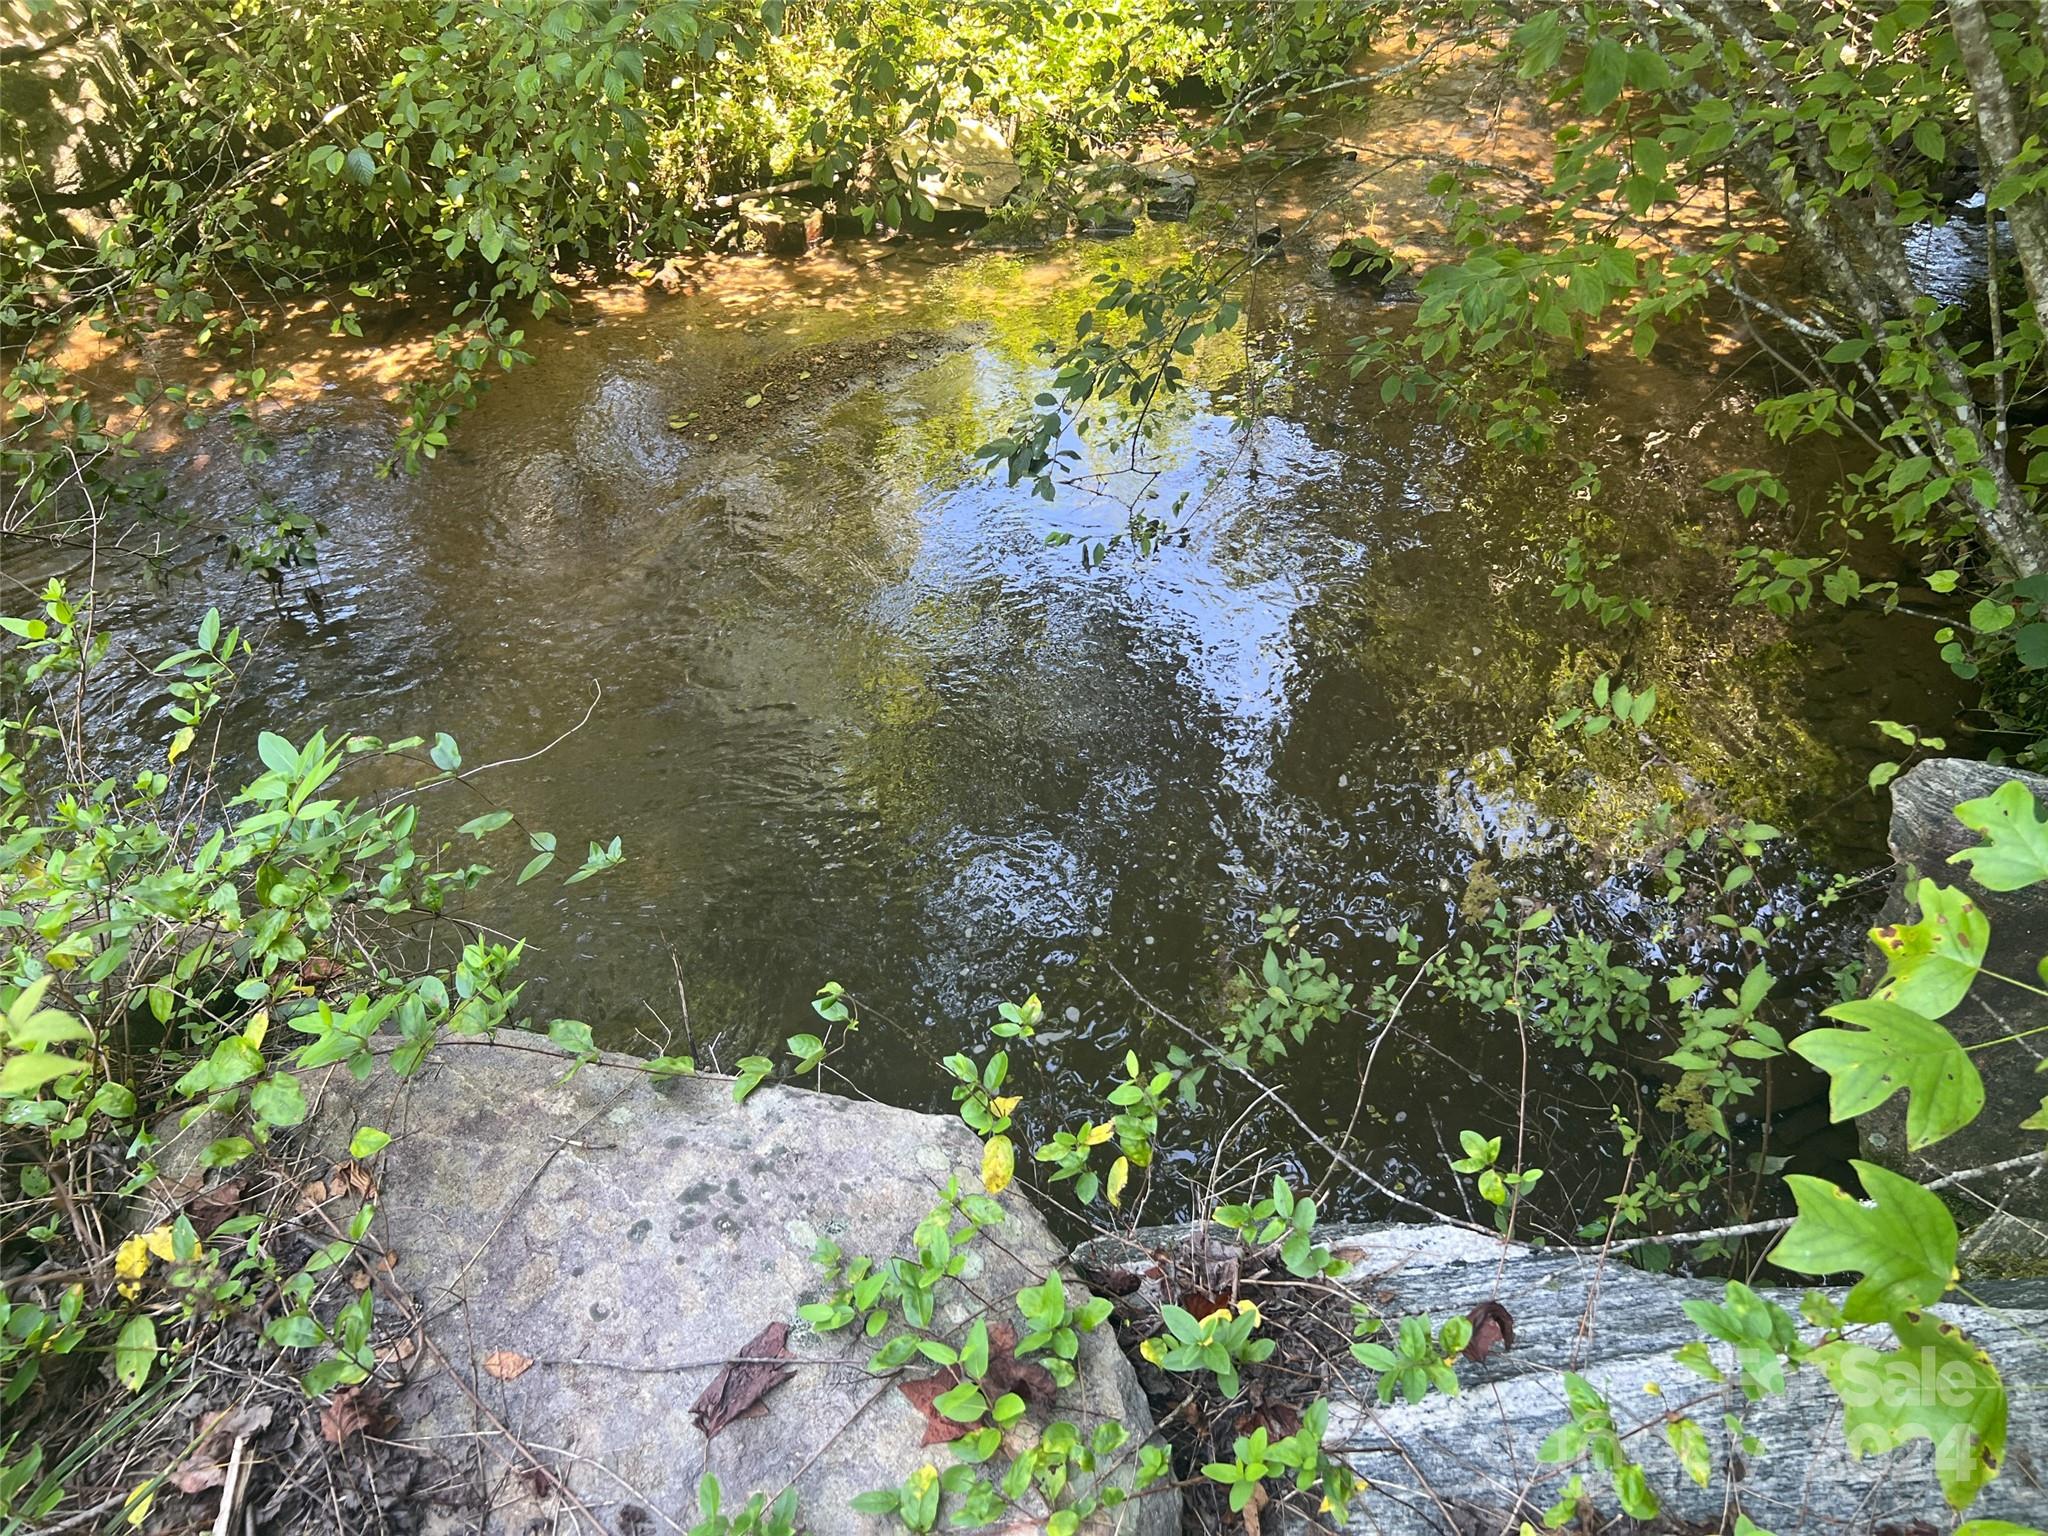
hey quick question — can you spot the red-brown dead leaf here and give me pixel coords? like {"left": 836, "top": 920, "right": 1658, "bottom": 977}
{"left": 897, "top": 1367, "right": 973, "bottom": 1445}
{"left": 183, "top": 1179, "right": 246, "bottom": 1239}
{"left": 982, "top": 1322, "right": 1056, "bottom": 1410}
{"left": 1176, "top": 1289, "right": 1231, "bottom": 1321}
{"left": 482, "top": 1350, "right": 533, "bottom": 1381}
{"left": 318, "top": 1385, "right": 395, "bottom": 1445}
{"left": 1464, "top": 1299, "right": 1516, "bottom": 1363}
{"left": 689, "top": 1321, "right": 795, "bottom": 1440}
{"left": 1240, "top": 1401, "right": 1301, "bottom": 1441}
{"left": 300, "top": 956, "right": 347, "bottom": 989}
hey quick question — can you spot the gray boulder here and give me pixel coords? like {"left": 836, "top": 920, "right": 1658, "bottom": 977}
{"left": 896, "top": 119, "right": 1022, "bottom": 214}
{"left": 1873, "top": 759, "right": 2048, "bottom": 1272}
{"left": 1079, "top": 1223, "right": 2048, "bottom": 1534}
{"left": 284, "top": 1036, "right": 1174, "bottom": 1536}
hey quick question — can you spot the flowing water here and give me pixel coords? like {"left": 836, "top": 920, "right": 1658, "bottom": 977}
{"left": 26, "top": 187, "right": 1968, "bottom": 1231}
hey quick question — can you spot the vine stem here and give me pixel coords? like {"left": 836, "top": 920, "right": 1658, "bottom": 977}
{"left": 1105, "top": 961, "right": 1497, "bottom": 1238}
{"left": 1601, "top": 1148, "right": 2048, "bottom": 1256}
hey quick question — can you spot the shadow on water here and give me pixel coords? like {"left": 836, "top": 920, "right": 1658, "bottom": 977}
{"left": 34, "top": 219, "right": 1965, "bottom": 1238}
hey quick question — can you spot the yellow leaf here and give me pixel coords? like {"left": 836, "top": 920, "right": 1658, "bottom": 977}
{"left": 115, "top": 1234, "right": 152, "bottom": 1299}
{"left": 981, "top": 1134, "right": 1015, "bottom": 1196}
{"left": 167, "top": 726, "right": 194, "bottom": 767}
{"left": 1083, "top": 1121, "right": 1114, "bottom": 1146}
{"left": 142, "top": 1225, "right": 177, "bottom": 1262}
{"left": 241, "top": 1009, "right": 269, "bottom": 1050}
{"left": 990, "top": 1095, "right": 1021, "bottom": 1118}
{"left": 1138, "top": 1337, "right": 1168, "bottom": 1366}
{"left": 1106, "top": 1156, "right": 1129, "bottom": 1208}
{"left": 125, "top": 1483, "right": 155, "bottom": 1527}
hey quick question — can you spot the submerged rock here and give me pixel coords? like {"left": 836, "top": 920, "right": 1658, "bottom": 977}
{"left": 1875, "top": 758, "right": 2048, "bottom": 1273}
{"left": 1131, "top": 163, "right": 1197, "bottom": 222}
{"left": 1328, "top": 236, "right": 1397, "bottom": 289}
{"left": 1080, "top": 1223, "right": 2048, "bottom": 1533}
{"left": 291, "top": 1036, "right": 1172, "bottom": 1535}
{"left": 739, "top": 197, "right": 824, "bottom": 257}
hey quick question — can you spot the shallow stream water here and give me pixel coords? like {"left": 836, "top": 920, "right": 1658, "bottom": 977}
{"left": 27, "top": 192, "right": 1968, "bottom": 1231}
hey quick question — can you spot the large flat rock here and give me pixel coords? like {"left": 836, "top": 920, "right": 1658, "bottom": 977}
{"left": 298, "top": 1036, "right": 1173, "bottom": 1536}
{"left": 1080, "top": 1223, "right": 2048, "bottom": 1533}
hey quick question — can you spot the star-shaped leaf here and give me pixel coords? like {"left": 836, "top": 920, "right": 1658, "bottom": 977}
{"left": 1869, "top": 880, "right": 1987, "bottom": 1019}
{"left": 1949, "top": 779, "right": 2048, "bottom": 892}
{"left": 1769, "top": 1160, "right": 1957, "bottom": 1323}
{"left": 1792, "top": 999, "right": 1983, "bottom": 1150}
{"left": 1813, "top": 1310, "right": 2005, "bottom": 1509}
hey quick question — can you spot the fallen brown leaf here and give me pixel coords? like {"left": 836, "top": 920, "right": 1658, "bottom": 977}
{"left": 183, "top": 1179, "right": 245, "bottom": 1239}
{"left": 689, "top": 1321, "right": 795, "bottom": 1439}
{"left": 897, "top": 1367, "right": 972, "bottom": 1445}
{"left": 1464, "top": 1299, "right": 1516, "bottom": 1363}
{"left": 482, "top": 1350, "right": 534, "bottom": 1382}
{"left": 171, "top": 1404, "right": 273, "bottom": 1493}
{"left": 1241, "top": 1478, "right": 1269, "bottom": 1536}
{"left": 318, "top": 1384, "right": 394, "bottom": 1445}
{"left": 983, "top": 1322, "right": 1055, "bottom": 1410}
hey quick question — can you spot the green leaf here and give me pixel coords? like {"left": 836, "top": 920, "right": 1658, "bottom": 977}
{"left": 1769, "top": 1160, "right": 1957, "bottom": 1322}
{"left": 265, "top": 1312, "right": 322, "bottom": 1348}
{"left": 429, "top": 733, "right": 462, "bottom": 772}
{"left": 932, "top": 1380, "right": 988, "bottom": 1422}
{"left": 1793, "top": 999, "right": 1982, "bottom": 1150}
{"left": 732, "top": 1056, "right": 773, "bottom": 1104}
{"left": 1971, "top": 598, "right": 2017, "bottom": 634}
{"left": 114, "top": 1314, "right": 158, "bottom": 1391}
{"left": 1868, "top": 881, "right": 1987, "bottom": 1019}
{"left": 250, "top": 1073, "right": 308, "bottom": 1128}
{"left": 0, "top": 1052, "right": 87, "bottom": 1094}
{"left": 256, "top": 731, "right": 298, "bottom": 776}
{"left": 1613, "top": 1462, "right": 1659, "bottom": 1520}
{"left": 457, "top": 811, "right": 513, "bottom": 839}
{"left": 1665, "top": 1416, "right": 1711, "bottom": 1487}
{"left": 1583, "top": 37, "right": 1627, "bottom": 112}
{"left": 344, "top": 147, "right": 377, "bottom": 186}
{"left": 848, "top": 1491, "right": 900, "bottom": 1515}
{"left": 548, "top": 1018, "right": 597, "bottom": 1057}
{"left": 1950, "top": 780, "right": 2048, "bottom": 891}
{"left": 1814, "top": 1310, "right": 2005, "bottom": 1509}
{"left": 348, "top": 1126, "right": 392, "bottom": 1159}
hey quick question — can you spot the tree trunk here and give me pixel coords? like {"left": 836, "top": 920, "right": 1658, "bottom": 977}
{"left": 1951, "top": 0, "right": 2048, "bottom": 319}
